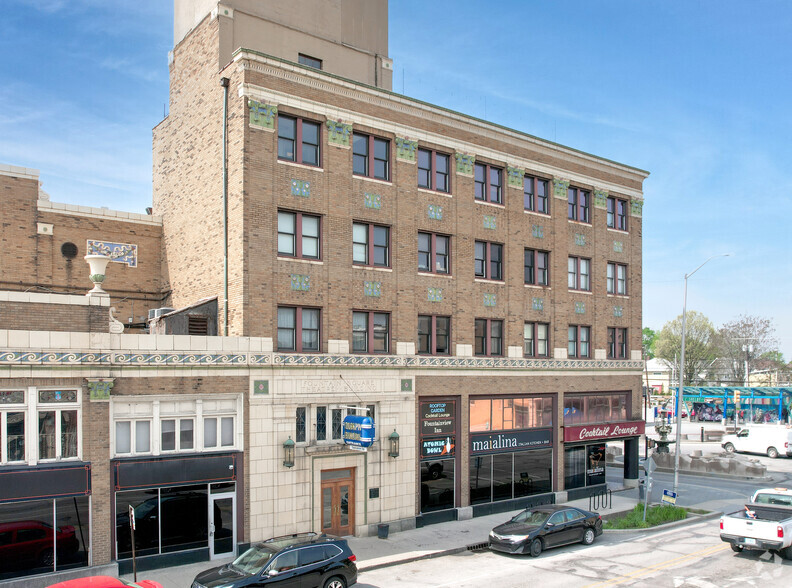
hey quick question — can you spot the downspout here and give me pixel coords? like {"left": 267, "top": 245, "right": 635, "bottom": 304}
{"left": 220, "top": 76, "right": 230, "bottom": 336}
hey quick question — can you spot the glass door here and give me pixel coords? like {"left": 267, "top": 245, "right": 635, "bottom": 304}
{"left": 320, "top": 469, "right": 355, "bottom": 536}
{"left": 209, "top": 493, "right": 235, "bottom": 559}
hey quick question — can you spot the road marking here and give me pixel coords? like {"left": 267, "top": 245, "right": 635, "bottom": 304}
{"left": 582, "top": 543, "right": 730, "bottom": 587}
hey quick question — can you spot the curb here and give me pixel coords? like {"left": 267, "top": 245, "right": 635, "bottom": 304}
{"left": 357, "top": 546, "right": 468, "bottom": 573}
{"left": 604, "top": 510, "right": 722, "bottom": 534}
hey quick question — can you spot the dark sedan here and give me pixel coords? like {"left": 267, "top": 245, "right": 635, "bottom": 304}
{"left": 488, "top": 505, "right": 602, "bottom": 556}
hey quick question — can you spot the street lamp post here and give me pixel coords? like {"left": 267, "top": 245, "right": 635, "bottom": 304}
{"left": 673, "top": 253, "right": 731, "bottom": 495}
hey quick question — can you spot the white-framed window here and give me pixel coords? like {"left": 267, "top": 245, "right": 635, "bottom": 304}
{"left": 297, "top": 403, "right": 376, "bottom": 445}
{"left": 1, "top": 388, "right": 81, "bottom": 465}
{"left": 1, "top": 390, "right": 27, "bottom": 465}
{"left": 111, "top": 395, "right": 242, "bottom": 457}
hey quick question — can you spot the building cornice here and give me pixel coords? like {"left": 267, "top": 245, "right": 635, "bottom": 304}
{"left": 233, "top": 51, "right": 649, "bottom": 198}
{"left": 37, "top": 199, "right": 162, "bottom": 226}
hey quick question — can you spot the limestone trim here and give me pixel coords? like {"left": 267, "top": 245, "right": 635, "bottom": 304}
{"left": 37, "top": 199, "right": 162, "bottom": 226}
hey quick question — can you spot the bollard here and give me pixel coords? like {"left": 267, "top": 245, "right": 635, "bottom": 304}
{"left": 638, "top": 479, "right": 645, "bottom": 500}
{"left": 701, "top": 426, "right": 704, "bottom": 442}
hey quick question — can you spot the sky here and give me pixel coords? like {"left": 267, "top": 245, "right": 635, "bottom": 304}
{"left": 1, "top": 1, "right": 790, "bottom": 359}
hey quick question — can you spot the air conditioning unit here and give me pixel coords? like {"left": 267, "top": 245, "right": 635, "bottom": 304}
{"left": 147, "top": 307, "right": 176, "bottom": 320}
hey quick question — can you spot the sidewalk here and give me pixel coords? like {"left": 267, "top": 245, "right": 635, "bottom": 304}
{"left": 120, "top": 491, "right": 639, "bottom": 588}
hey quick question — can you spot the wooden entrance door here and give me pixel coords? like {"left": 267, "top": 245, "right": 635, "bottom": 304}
{"left": 321, "top": 468, "right": 355, "bottom": 536}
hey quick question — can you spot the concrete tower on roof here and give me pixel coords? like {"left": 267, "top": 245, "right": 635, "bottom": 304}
{"left": 173, "top": 0, "right": 392, "bottom": 89}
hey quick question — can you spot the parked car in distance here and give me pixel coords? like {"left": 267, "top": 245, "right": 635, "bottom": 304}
{"left": 47, "top": 576, "right": 162, "bottom": 588}
{"left": 0, "top": 520, "right": 79, "bottom": 569}
{"left": 489, "top": 504, "right": 602, "bottom": 556}
{"left": 722, "top": 426, "right": 792, "bottom": 459}
{"left": 192, "top": 532, "right": 357, "bottom": 588}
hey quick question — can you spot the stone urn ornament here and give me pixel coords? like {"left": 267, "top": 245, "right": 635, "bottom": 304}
{"left": 84, "top": 253, "right": 111, "bottom": 296}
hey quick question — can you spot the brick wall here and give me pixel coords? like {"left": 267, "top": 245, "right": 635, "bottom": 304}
{"left": 0, "top": 302, "right": 109, "bottom": 333}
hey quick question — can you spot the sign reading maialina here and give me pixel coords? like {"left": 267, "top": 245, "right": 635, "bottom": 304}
{"left": 563, "top": 421, "right": 645, "bottom": 443}
{"left": 470, "top": 429, "right": 552, "bottom": 454}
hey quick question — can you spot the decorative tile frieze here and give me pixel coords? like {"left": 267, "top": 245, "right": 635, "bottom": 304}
{"left": 631, "top": 199, "right": 643, "bottom": 216}
{"left": 0, "top": 349, "right": 643, "bottom": 370}
{"left": 483, "top": 215, "right": 497, "bottom": 230}
{"left": 428, "top": 204, "right": 443, "bottom": 220}
{"left": 553, "top": 178, "right": 570, "bottom": 199}
{"left": 454, "top": 153, "right": 476, "bottom": 176}
{"left": 395, "top": 137, "right": 417, "bottom": 162}
{"left": 253, "top": 380, "right": 269, "bottom": 394}
{"left": 428, "top": 287, "right": 443, "bottom": 302}
{"left": 364, "top": 281, "right": 382, "bottom": 297}
{"left": 532, "top": 297, "right": 544, "bottom": 311}
{"left": 484, "top": 293, "right": 496, "bottom": 307}
{"left": 326, "top": 119, "right": 352, "bottom": 147}
{"left": 594, "top": 189, "right": 608, "bottom": 209}
{"left": 614, "top": 306, "right": 624, "bottom": 318}
{"left": 613, "top": 241, "right": 623, "bottom": 253}
{"left": 574, "top": 233, "right": 586, "bottom": 247}
{"left": 291, "top": 179, "right": 310, "bottom": 197}
{"left": 87, "top": 240, "right": 138, "bottom": 267}
{"left": 575, "top": 301, "right": 586, "bottom": 314}
{"left": 248, "top": 100, "right": 277, "bottom": 130}
{"left": 290, "top": 274, "right": 310, "bottom": 291}
{"left": 364, "top": 192, "right": 382, "bottom": 209}
{"left": 532, "top": 225, "right": 544, "bottom": 239}
{"left": 86, "top": 378, "right": 114, "bottom": 401}
{"left": 507, "top": 165, "right": 524, "bottom": 188}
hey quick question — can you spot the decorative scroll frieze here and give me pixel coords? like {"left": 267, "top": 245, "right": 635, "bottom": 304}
{"left": 87, "top": 240, "right": 137, "bottom": 267}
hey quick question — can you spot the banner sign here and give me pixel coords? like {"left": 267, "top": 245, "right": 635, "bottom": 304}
{"left": 343, "top": 415, "right": 375, "bottom": 448}
{"left": 470, "top": 428, "right": 552, "bottom": 455}
{"left": 421, "top": 401, "right": 455, "bottom": 435}
{"left": 563, "top": 420, "right": 645, "bottom": 443}
{"left": 421, "top": 436, "right": 455, "bottom": 459}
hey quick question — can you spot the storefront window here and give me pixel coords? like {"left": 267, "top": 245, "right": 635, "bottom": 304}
{"left": 420, "top": 459, "right": 454, "bottom": 512}
{"left": 116, "top": 489, "right": 160, "bottom": 558}
{"left": 470, "top": 397, "right": 553, "bottom": 432}
{"left": 564, "top": 444, "right": 607, "bottom": 490}
{"left": 470, "top": 449, "right": 553, "bottom": 504}
{"left": 160, "top": 485, "right": 208, "bottom": 553}
{"left": 0, "top": 496, "right": 89, "bottom": 581}
{"left": 564, "top": 393, "right": 629, "bottom": 425}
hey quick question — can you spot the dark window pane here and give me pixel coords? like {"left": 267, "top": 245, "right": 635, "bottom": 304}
{"left": 436, "top": 316, "right": 450, "bottom": 354}
{"left": 160, "top": 486, "right": 208, "bottom": 553}
{"left": 116, "top": 489, "right": 160, "bottom": 559}
{"left": 420, "top": 459, "right": 454, "bottom": 512}
{"left": 492, "top": 453, "right": 513, "bottom": 501}
{"left": 296, "top": 407, "right": 306, "bottom": 443}
{"left": 316, "top": 406, "right": 327, "bottom": 441}
{"left": 7, "top": 412, "right": 25, "bottom": 461}
{"left": 469, "top": 455, "right": 492, "bottom": 504}
{"left": 352, "top": 312, "right": 368, "bottom": 352}
{"left": 331, "top": 409, "right": 343, "bottom": 439}
{"left": 418, "top": 149, "right": 431, "bottom": 188}
{"left": 418, "top": 232, "right": 431, "bottom": 271}
{"left": 373, "top": 313, "right": 389, "bottom": 353}
{"left": 55, "top": 496, "right": 89, "bottom": 572}
{"left": 417, "top": 315, "right": 431, "bottom": 353}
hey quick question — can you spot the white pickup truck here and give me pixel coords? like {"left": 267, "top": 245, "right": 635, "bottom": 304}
{"left": 720, "top": 488, "right": 792, "bottom": 559}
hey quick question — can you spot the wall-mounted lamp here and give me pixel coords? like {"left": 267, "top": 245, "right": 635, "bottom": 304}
{"left": 283, "top": 436, "right": 295, "bottom": 468}
{"left": 388, "top": 429, "right": 400, "bottom": 458}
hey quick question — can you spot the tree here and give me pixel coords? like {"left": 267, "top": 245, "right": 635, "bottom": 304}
{"left": 714, "top": 315, "right": 779, "bottom": 386}
{"left": 655, "top": 311, "right": 718, "bottom": 386}
{"left": 642, "top": 327, "right": 657, "bottom": 359}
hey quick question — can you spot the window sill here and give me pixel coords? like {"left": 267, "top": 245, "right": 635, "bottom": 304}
{"left": 523, "top": 209, "right": 551, "bottom": 218}
{"left": 524, "top": 284, "right": 551, "bottom": 290}
{"left": 277, "top": 159, "right": 324, "bottom": 172}
{"left": 568, "top": 289, "right": 593, "bottom": 295}
{"left": 567, "top": 219, "right": 592, "bottom": 227}
{"left": 353, "top": 265, "right": 393, "bottom": 273}
{"left": 606, "top": 293, "right": 630, "bottom": 299}
{"left": 474, "top": 278, "right": 506, "bottom": 285}
{"left": 277, "top": 256, "right": 324, "bottom": 265}
{"left": 354, "top": 175, "right": 392, "bottom": 186}
{"left": 606, "top": 227, "right": 629, "bottom": 235}
{"left": 475, "top": 199, "right": 505, "bottom": 209}
{"left": 417, "top": 187, "right": 453, "bottom": 198}
{"left": 417, "top": 271, "right": 453, "bottom": 279}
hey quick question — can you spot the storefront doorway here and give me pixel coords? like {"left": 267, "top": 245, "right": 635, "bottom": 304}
{"left": 320, "top": 468, "right": 355, "bottom": 536}
{"left": 209, "top": 492, "right": 235, "bottom": 559}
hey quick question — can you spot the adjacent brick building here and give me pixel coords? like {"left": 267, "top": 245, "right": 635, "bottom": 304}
{"left": 0, "top": 1, "right": 648, "bottom": 584}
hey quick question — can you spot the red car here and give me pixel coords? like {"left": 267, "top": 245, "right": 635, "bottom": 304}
{"left": 47, "top": 575, "right": 162, "bottom": 588}
{"left": 0, "top": 520, "right": 79, "bottom": 568}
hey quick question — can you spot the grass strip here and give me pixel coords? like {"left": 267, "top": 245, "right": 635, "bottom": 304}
{"left": 604, "top": 504, "right": 688, "bottom": 529}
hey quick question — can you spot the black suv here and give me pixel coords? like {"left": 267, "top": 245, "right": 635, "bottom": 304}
{"left": 191, "top": 532, "right": 357, "bottom": 588}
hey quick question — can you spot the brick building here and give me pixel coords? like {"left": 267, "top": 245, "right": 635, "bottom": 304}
{"left": 0, "top": 1, "right": 648, "bottom": 584}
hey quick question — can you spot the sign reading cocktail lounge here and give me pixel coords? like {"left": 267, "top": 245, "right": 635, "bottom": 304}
{"left": 563, "top": 421, "right": 646, "bottom": 443}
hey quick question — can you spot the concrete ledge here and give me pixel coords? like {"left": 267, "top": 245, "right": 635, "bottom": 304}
{"left": 0, "top": 563, "right": 118, "bottom": 588}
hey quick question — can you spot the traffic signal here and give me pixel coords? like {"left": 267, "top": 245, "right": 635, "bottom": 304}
{"left": 734, "top": 391, "right": 741, "bottom": 404}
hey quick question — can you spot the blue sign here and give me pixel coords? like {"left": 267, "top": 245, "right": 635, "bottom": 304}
{"left": 343, "top": 415, "right": 375, "bottom": 448}
{"left": 661, "top": 489, "right": 677, "bottom": 505}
